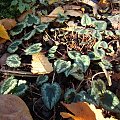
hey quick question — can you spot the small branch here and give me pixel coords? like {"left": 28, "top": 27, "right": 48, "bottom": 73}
{"left": 0, "top": 69, "right": 39, "bottom": 77}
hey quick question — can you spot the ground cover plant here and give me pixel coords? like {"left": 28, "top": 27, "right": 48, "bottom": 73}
{"left": 0, "top": 0, "right": 120, "bottom": 120}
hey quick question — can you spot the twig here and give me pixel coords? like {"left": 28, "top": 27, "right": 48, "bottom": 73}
{"left": 33, "top": 98, "right": 45, "bottom": 120}
{"left": 0, "top": 69, "right": 39, "bottom": 77}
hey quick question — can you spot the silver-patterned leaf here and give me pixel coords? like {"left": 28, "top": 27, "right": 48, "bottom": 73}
{"left": 41, "top": 82, "right": 61, "bottom": 109}
{"left": 25, "top": 43, "right": 42, "bottom": 55}
{"left": 6, "top": 54, "right": 21, "bottom": 68}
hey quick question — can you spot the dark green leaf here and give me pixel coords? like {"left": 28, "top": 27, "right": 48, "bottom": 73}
{"left": 56, "top": 13, "right": 69, "bottom": 23}
{"left": 7, "top": 40, "right": 22, "bottom": 53}
{"left": 36, "top": 75, "right": 49, "bottom": 85}
{"left": 26, "top": 14, "right": 40, "bottom": 26}
{"left": 13, "top": 80, "right": 28, "bottom": 96}
{"left": 64, "top": 88, "right": 76, "bottom": 103}
{"left": 41, "top": 82, "right": 61, "bottom": 109}
{"left": 10, "top": 22, "right": 26, "bottom": 36}
{"left": 91, "top": 79, "right": 106, "bottom": 96}
{"left": 100, "top": 90, "right": 120, "bottom": 113}
{"left": 36, "top": 23, "right": 49, "bottom": 33}
{"left": 23, "top": 29, "right": 36, "bottom": 40}
{"left": 67, "top": 51, "right": 81, "bottom": 60}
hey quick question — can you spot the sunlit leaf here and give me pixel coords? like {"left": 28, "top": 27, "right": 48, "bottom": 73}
{"left": 0, "top": 24, "right": 10, "bottom": 43}
{"left": 92, "top": 30, "right": 102, "bottom": 40}
{"left": 31, "top": 53, "right": 53, "bottom": 74}
{"left": 41, "top": 82, "right": 61, "bottom": 109}
{"left": 6, "top": 54, "right": 21, "bottom": 68}
{"left": 93, "top": 21, "right": 107, "bottom": 31}
{"left": 81, "top": 14, "right": 92, "bottom": 26}
{"left": 25, "top": 43, "right": 42, "bottom": 55}
{"left": 105, "top": 30, "right": 114, "bottom": 36}
{"left": 115, "top": 30, "right": 120, "bottom": 36}
{"left": 64, "top": 63, "right": 84, "bottom": 80}
{"left": 75, "top": 55, "right": 90, "bottom": 72}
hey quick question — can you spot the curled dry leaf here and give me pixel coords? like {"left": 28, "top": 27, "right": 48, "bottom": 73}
{"left": 60, "top": 102, "right": 96, "bottom": 120}
{"left": 61, "top": 102, "right": 117, "bottom": 120}
{"left": 0, "top": 18, "right": 16, "bottom": 30}
{"left": 31, "top": 52, "right": 53, "bottom": 74}
{"left": 0, "top": 24, "right": 10, "bottom": 44}
{"left": 17, "top": 10, "right": 33, "bottom": 22}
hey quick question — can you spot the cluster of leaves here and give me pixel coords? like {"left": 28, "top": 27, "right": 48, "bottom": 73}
{"left": 0, "top": 76, "right": 28, "bottom": 96}
{"left": 0, "top": 1, "right": 120, "bottom": 119}
{"left": 64, "top": 79, "right": 120, "bottom": 113}
{"left": 11, "top": 0, "right": 36, "bottom": 13}
{"left": 0, "top": 0, "right": 19, "bottom": 18}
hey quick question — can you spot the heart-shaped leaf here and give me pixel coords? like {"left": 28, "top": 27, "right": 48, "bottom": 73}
{"left": 41, "top": 82, "right": 61, "bottom": 109}
{"left": 92, "top": 30, "right": 102, "bottom": 40}
{"left": 56, "top": 13, "right": 69, "bottom": 23}
{"left": 81, "top": 14, "right": 92, "bottom": 26}
{"left": 105, "top": 30, "right": 114, "bottom": 36}
{"left": 67, "top": 51, "right": 81, "bottom": 60}
{"left": 36, "top": 23, "right": 49, "bottom": 33}
{"left": 0, "top": 76, "right": 17, "bottom": 94}
{"left": 7, "top": 40, "right": 22, "bottom": 53}
{"left": 49, "top": 46, "right": 58, "bottom": 54}
{"left": 93, "top": 21, "right": 107, "bottom": 31}
{"left": 75, "top": 28, "right": 89, "bottom": 35}
{"left": 25, "top": 43, "right": 42, "bottom": 55}
{"left": 25, "top": 14, "right": 40, "bottom": 27}
{"left": 6, "top": 54, "right": 21, "bottom": 68}
{"left": 91, "top": 79, "right": 106, "bottom": 96}
{"left": 100, "top": 90, "right": 120, "bottom": 113}
{"left": 75, "top": 55, "right": 90, "bottom": 72}
{"left": 13, "top": 80, "right": 28, "bottom": 96}
{"left": 36, "top": 75, "right": 49, "bottom": 85}
{"left": 10, "top": 22, "right": 26, "bottom": 36}
{"left": 54, "top": 59, "right": 71, "bottom": 73}
{"left": 23, "top": 29, "right": 36, "bottom": 40}
{"left": 64, "top": 63, "right": 84, "bottom": 80}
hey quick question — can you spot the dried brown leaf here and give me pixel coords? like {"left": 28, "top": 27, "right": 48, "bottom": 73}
{"left": 31, "top": 53, "right": 53, "bottom": 74}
